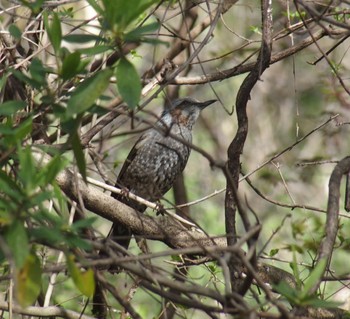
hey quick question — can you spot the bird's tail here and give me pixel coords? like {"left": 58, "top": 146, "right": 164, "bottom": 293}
{"left": 107, "top": 221, "right": 132, "bottom": 251}
{"left": 107, "top": 192, "right": 147, "bottom": 251}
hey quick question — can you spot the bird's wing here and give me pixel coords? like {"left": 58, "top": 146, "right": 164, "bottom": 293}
{"left": 116, "top": 132, "right": 150, "bottom": 185}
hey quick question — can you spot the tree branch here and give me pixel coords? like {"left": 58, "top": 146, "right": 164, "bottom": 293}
{"left": 0, "top": 301, "right": 95, "bottom": 319}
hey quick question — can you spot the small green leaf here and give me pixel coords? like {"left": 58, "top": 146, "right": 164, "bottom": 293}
{"left": 63, "top": 34, "right": 106, "bottom": 43}
{"left": 301, "top": 259, "right": 327, "bottom": 299}
{"left": 44, "top": 12, "right": 62, "bottom": 53}
{"left": 18, "top": 146, "right": 35, "bottom": 192}
{"left": 78, "top": 45, "right": 112, "bottom": 56}
{"left": 71, "top": 131, "right": 87, "bottom": 181}
{"left": 28, "top": 58, "right": 49, "bottom": 88}
{"left": 36, "top": 154, "right": 68, "bottom": 186}
{"left": 124, "top": 21, "right": 160, "bottom": 42}
{"left": 269, "top": 248, "right": 279, "bottom": 257}
{"left": 66, "top": 235, "right": 92, "bottom": 250}
{"left": 4, "top": 221, "right": 29, "bottom": 268}
{"left": 71, "top": 217, "right": 97, "bottom": 231}
{"left": 67, "top": 68, "right": 112, "bottom": 116}
{"left": 0, "top": 170, "right": 23, "bottom": 201}
{"left": 30, "top": 227, "right": 65, "bottom": 246}
{"left": 0, "top": 73, "right": 8, "bottom": 92}
{"left": 13, "top": 117, "right": 32, "bottom": 142}
{"left": 9, "top": 24, "right": 22, "bottom": 40}
{"left": 116, "top": 58, "right": 141, "bottom": 109}
{"left": 0, "top": 101, "right": 26, "bottom": 116}
{"left": 61, "top": 52, "right": 81, "bottom": 80}
{"left": 16, "top": 252, "right": 42, "bottom": 307}
{"left": 85, "top": 0, "right": 104, "bottom": 15}
{"left": 67, "top": 254, "right": 95, "bottom": 297}
{"left": 303, "top": 297, "right": 342, "bottom": 309}
{"left": 273, "top": 281, "right": 298, "bottom": 303}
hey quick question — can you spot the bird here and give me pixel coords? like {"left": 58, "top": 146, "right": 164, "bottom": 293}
{"left": 108, "top": 97, "right": 216, "bottom": 250}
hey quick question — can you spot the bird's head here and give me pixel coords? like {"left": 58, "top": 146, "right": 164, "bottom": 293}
{"left": 161, "top": 98, "right": 216, "bottom": 129}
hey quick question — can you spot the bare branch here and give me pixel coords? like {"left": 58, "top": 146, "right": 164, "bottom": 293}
{"left": 0, "top": 301, "right": 95, "bottom": 319}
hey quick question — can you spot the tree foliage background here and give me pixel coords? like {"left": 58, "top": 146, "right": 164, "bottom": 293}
{"left": 1, "top": 0, "right": 350, "bottom": 318}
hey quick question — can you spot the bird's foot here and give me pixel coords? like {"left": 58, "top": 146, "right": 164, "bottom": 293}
{"left": 155, "top": 202, "right": 166, "bottom": 215}
{"left": 119, "top": 186, "right": 131, "bottom": 199}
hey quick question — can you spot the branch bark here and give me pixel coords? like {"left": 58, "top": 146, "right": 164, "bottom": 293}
{"left": 309, "top": 156, "right": 350, "bottom": 295}
{"left": 224, "top": 0, "right": 273, "bottom": 294}
{"left": 0, "top": 301, "right": 95, "bottom": 319}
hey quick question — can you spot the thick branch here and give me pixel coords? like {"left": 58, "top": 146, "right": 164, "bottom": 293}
{"left": 33, "top": 151, "right": 224, "bottom": 249}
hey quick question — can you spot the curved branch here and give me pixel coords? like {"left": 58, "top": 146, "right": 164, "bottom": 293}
{"left": 224, "top": 0, "right": 272, "bottom": 295}
{"left": 309, "top": 156, "right": 350, "bottom": 294}
{"left": 32, "top": 150, "right": 225, "bottom": 249}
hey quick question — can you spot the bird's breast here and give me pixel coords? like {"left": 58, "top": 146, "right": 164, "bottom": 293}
{"left": 121, "top": 130, "right": 192, "bottom": 200}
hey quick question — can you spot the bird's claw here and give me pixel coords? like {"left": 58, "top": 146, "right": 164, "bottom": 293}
{"left": 155, "top": 202, "right": 166, "bottom": 215}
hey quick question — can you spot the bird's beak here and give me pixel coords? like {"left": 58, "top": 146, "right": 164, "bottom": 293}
{"left": 198, "top": 99, "right": 217, "bottom": 109}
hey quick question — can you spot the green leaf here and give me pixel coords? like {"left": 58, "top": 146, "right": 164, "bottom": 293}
{"left": 30, "top": 227, "right": 65, "bottom": 246}
{"left": 63, "top": 34, "right": 106, "bottom": 43}
{"left": 66, "top": 235, "right": 92, "bottom": 250}
{"left": 44, "top": 12, "right": 62, "bottom": 53}
{"left": 124, "top": 21, "right": 160, "bottom": 41}
{"left": 61, "top": 52, "right": 81, "bottom": 81}
{"left": 71, "top": 131, "right": 87, "bottom": 181}
{"left": 273, "top": 281, "right": 298, "bottom": 304}
{"left": 85, "top": 0, "right": 104, "bottom": 15}
{"left": 101, "top": 0, "right": 157, "bottom": 31}
{"left": 36, "top": 154, "right": 68, "bottom": 186}
{"left": 0, "top": 73, "right": 8, "bottom": 92}
{"left": 13, "top": 117, "right": 33, "bottom": 142}
{"left": 4, "top": 221, "right": 29, "bottom": 268}
{"left": 16, "top": 252, "right": 42, "bottom": 307}
{"left": 303, "top": 297, "right": 342, "bottom": 309}
{"left": 67, "top": 68, "right": 113, "bottom": 116}
{"left": 0, "top": 170, "right": 23, "bottom": 202}
{"left": 116, "top": 58, "right": 141, "bottom": 109}
{"left": 67, "top": 254, "right": 95, "bottom": 297}
{"left": 300, "top": 259, "right": 327, "bottom": 299}
{"left": 71, "top": 217, "right": 97, "bottom": 231}
{"left": 9, "top": 24, "right": 22, "bottom": 40}
{"left": 29, "top": 58, "right": 49, "bottom": 87}
{"left": 78, "top": 45, "right": 112, "bottom": 56}
{"left": 0, "top": 101, "right": 26, "bottom": 116}
{"left": 18, "top": 146, "right": 35, "bottom": 192}
{"left": 23, "top": 0, "right": 44, "bottom": 13}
